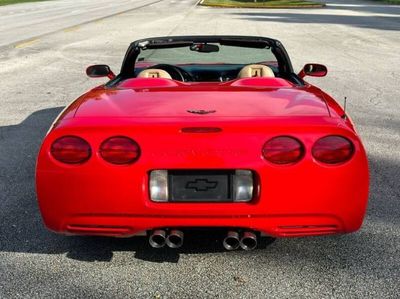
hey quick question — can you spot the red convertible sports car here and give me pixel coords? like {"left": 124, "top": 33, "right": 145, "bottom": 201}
{"left": 36, "top": 36, "right": 369, "bottom": 250}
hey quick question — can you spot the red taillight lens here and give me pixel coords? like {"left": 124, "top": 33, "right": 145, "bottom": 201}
{"left": 262, "top": 136, "right": 304, "bottom": 165}
{"left": 312, "top": 135, "right": 354, "bottom": 164}
{"left": 99, "top": 136, "right": 140, "bottom": 165}
{"left": 51, "top": 136, "right": 91, "bottom": 164}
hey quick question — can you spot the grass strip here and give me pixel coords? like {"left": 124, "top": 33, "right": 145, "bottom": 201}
{"left": 200, "top": 0, "right": 325, "bottom": 9}
{"left": 0, "top": 0, "right": 50, "bottom": 6}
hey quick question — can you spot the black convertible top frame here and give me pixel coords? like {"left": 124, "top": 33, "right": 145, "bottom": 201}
{"left": 119, "top": 35, "right": 295, "bottom": 79}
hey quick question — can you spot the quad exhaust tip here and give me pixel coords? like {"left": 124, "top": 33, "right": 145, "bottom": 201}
{"left": 149, "top": 229, "right": 167, "bottom": 248}
{"left": 240, "top": 231, "right": 257, "bottom": 251}
{"left": 149, "top": 229, "right": 184, "bottom": 249}
{"left": 223, "top": 231, "right": 258, "bottom": 251}
{"left": 150, "top": 229, "right": 257, "bottom": 251}
{"left": 223, "top": 231, "right": 241, "bottom": 251}
{"left": 166, "top": 230, "right": 184, "bottom": 249}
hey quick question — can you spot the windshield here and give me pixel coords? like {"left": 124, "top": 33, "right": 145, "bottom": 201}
{"left": 137, "top": 43, "right": 278, "bottom": 66}
{"left": 117, "top": 36, "right": 299, "bottom": 84}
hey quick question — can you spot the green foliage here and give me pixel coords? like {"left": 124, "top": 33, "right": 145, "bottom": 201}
{"left": 0, "top": 0, "right": 50, "bottom": 6}
{"left": 377, "top": 0, "right": 400, "bottom": 3}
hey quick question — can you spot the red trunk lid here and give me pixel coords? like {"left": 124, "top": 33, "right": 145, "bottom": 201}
{"left": 74, "top": 86, "right": 329, "bottom": 118}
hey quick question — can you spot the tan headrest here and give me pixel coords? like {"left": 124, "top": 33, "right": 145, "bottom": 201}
{"left": 237, "top": 64, "right": 275, "bottom": 78}
{"left": 137, "top": 69, "right": 172, "bottom": 79}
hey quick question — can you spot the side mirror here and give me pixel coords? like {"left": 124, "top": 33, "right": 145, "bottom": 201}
{"left": 86, "top": 65, "right": 115, "bottom": 79}
{"left": 298, "top": 63, "right": 328, "bottom": 79}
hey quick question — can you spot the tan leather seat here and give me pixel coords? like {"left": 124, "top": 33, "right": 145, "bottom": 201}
{"left": 237, "top": 64, "right": 275, "bottom": 78}
{"left": 137, "top": 69, "right": 172, "bottom": 79}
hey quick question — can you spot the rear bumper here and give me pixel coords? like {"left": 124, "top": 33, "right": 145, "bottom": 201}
{"left": 37, "top": 161, "right": 368, "bottom": 238}
{"left": 36, "top": 163, "right": 369, "bottom": 238}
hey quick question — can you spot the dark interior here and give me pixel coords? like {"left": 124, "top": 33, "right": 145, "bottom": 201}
{"left": 133, "top": 64, "right": 280, "bottom": 82}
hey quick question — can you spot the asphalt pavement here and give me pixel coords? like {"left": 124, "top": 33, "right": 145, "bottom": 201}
{"left": 0, "top": 0, "right": 399, "bottom": 298}
{"left": 0, "top": 0, "right": 162, "bottom": 47}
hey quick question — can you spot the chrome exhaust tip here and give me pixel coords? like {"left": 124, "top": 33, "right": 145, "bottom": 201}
{"left": 149, "top": 229, "right": 166, "bottom": 248}
{"left": 223, "top": 231, "right": 240, "bottom": 251}
{"left": 240, "top": 231, "right": 257, "bottom": 251}
{"left": 166, "top": 230, "right": 184, "bottom": 249}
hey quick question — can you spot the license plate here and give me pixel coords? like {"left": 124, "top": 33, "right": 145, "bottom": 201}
{"left": 169, "top": 170, "right": 233, "bottom": 202}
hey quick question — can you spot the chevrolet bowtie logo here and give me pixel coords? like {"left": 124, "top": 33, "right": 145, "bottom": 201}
{"left": 186, "top": 179, "right": 218, "bottom": 192}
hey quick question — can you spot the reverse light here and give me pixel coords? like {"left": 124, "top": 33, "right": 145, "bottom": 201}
{"left": 232, "top": 170, "right": 254, "bottom": 202}
{"left": 51, "top": 136, "right": 91, "bottom": 164}
{"left": 262, "top": 136, "right": 304, "bottom": 165}
{"left": 312, "top": 135, "right": 354, "bottom": 164}
{"left": 99, "top": 136, "right": 140, "bottom": 165}
{"left": 149, "top": 170, "right": 169, "bottom": 202}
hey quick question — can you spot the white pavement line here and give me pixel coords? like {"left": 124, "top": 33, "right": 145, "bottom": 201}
{"left": 0, "top": 0, "right": 165, "bottom": 49}
{"left": 14, "top": 39, "right": 39, "bottom": 49}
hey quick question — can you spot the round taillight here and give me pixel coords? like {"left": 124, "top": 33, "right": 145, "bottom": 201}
{"left": 51, "top": 136, "right": 91, "bottom": 164}
{"left": 312, "top": 135, "right": 354, "bottom": 164}
{"left": 262, "top": 136, "right": 304, "bottom": 165}
{"left": 99, "top": 136, "right": 140, "bottom": 165}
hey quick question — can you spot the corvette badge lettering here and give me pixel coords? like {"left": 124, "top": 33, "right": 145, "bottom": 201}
{"left": 187, "top": 110, "right": 216, "bottom": 115}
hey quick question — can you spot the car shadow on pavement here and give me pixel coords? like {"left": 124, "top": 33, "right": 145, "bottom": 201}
{"left": 231, "top": 11, "right": 400, "bottom": 32}
{"left": 0, "top": 107, "right": 275, "bottom": 263}
{"left": 0, "top": 107, "right": 399, "bottom": 266}
{"left": 322, "top": 0, "right": 400, "bottom": 16}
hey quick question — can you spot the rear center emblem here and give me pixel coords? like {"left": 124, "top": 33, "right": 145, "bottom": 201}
{"left": 187, "top": 110, "right": 216, "bottom": 115}
{"left": 186, "top": 179, "right": 218, "bottom": 191}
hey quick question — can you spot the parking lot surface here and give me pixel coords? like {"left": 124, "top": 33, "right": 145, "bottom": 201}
{"left": 0, "top": 0, "right": 399, "bottom": 297}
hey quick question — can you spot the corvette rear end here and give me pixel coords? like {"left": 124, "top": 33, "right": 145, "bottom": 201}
{"left": 36, "top": 36, "right": 369, "bottom": 250}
